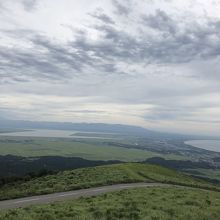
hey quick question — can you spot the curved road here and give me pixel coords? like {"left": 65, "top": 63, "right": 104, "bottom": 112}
{"left": 0, "top": 183, "right": 170, "bottom": 210}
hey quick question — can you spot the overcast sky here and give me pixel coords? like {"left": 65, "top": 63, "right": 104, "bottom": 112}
{"left": 0, "top": 0, "right": 220, "bottom": 136}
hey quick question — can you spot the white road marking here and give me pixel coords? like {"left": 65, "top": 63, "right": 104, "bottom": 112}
{"left": 13, "top": 198, "right": 39, "bottom": 204}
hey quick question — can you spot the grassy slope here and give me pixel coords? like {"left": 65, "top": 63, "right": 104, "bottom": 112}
{"left": 0, "top": 163, "right": 218, "bottom": 200}
{"left": 0, "top": 136, "right": 185, "bottom": 161}
{"left": 1, "top": 187, "right": 220, "bottom": 220}
{"left": 185, "top": 168, "right": 220, "bottom": 181}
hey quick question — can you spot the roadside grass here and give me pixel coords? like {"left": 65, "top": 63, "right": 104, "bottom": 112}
{"left": 0, "top": 163, "right": 219, "bottom": 200}
{"left": 1, "top": 187, "right": 220, "bottom": 220}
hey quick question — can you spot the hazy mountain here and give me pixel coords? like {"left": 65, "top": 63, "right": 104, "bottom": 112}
{"left": 0, "top": 119, "right": 202, "bottom": 139}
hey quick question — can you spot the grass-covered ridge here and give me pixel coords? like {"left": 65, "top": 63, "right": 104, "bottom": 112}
{"left": 0, "top": 163, "right": 219, "bottom": 200}
{"left": 1, "top": 187, "right": 220, "bottom": 220}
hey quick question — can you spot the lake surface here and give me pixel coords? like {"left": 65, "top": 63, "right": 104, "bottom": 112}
{"left": 0, "top": 129, "right": 118, "bottom": 139}
{"left": 185, "top": 140, "right": 220, "bottom": 153}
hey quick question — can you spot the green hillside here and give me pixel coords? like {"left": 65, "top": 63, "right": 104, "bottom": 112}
{"left": 1, "top": 187, "right": 220, "bottom": 220}
{"left": 0, "top": 163, "right": 218, "bottom": 200}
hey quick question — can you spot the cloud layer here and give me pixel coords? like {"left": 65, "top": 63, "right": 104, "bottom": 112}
{"left": 0, "top": 0, "right": 220, "bottom": 136}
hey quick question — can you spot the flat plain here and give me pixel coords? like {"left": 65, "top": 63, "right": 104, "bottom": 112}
{"left": 0, "top": 135, "right": 185, "bottom": 161}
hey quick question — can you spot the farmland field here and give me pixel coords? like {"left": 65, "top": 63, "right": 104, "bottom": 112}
{"left": 0, "top": 136, "right": 161, "bottom": 161}
{"left": 0, "top": 131, "right": 185, "bottom": 161}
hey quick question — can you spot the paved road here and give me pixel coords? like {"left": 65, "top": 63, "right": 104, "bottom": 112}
{"left": 0, "top": 183, "right": 169, "bottom": 210}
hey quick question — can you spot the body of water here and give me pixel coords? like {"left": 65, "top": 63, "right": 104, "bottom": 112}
{"left": 0, "top": 129, "right": 118, "bottom": 139}
{"left": 0, "top": 129, "right": 77, "bottom": 138}
{"left": 185, "top": 140, "right": 220, "bottom": 153}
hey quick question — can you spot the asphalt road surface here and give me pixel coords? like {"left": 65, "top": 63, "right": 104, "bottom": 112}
{"left": 0, "top": 182, "right": 169, "bottom": 210}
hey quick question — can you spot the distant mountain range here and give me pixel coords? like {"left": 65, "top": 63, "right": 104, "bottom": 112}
{"left": 0, "top": 119, "right": 205, "bottom": 139}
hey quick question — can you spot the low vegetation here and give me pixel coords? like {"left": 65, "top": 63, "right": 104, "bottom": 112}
{"left": 0, "top": 136, "right": 162, "bottom": 161}
{"left": 1, "top": 187, "right": 220, "bottom": 220}
{"left": 0, "top": 136, "right": 187, "bottom": 161}
{"left": 0, "top": 163, "right": 219, "bottom": 200}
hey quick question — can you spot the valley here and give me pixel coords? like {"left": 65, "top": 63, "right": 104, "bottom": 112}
{"left": 0, "top": 123, "right": 220, "bottom": 219}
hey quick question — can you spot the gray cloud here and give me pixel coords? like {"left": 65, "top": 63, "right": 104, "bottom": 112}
{"left": 21, "top": 0, "right": 38, "bottom": 11}
{"left": 0, "top": 31, "right": 92, "bottom": 83}
{"left": 81, "top": 9, "right": 220, "bottom": 66}
{"left": 0, "top": 3, "right": 5, "bottom": 12}
{"left": 89, "top": 10, "right": 115, "bottom": 24}
{"left": 1, "top": 0, "right": 220, "bottom": 135}
{"left": 142, "top": 10, "right": 220, "bottom": 63}
{"left": 142, "top": 9, "right": 177, "bottom": 35}
{"left": 112, "top": 0, "right": 131, "bottom": 16}
{"left": 64, "top": 110, "right": 107, "bottom": 114}
{"left": 1, "top": 6, "right": 220, "bottom": 83}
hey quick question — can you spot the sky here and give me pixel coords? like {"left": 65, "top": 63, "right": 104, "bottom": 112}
{"left": 0, "top": 0, "right": 220, "bottom": 136}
